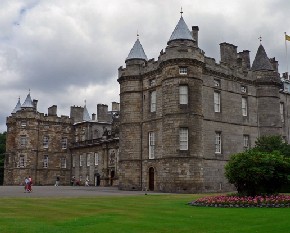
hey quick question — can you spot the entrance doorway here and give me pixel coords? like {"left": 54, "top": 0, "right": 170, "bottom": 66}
{"left": 149, "top": 167, "right": 154, "bottom": 191}
{"left": 110, "top": 170, "right": 115, "bottom": 186}
{"left": 94, "top": 173, "right": 100, "bottom": 186}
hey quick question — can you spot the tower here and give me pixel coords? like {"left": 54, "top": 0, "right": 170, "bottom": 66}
{"left": 118, "top": 36, "right": 148, "bottom": 190}
{"left": 252, "top": 44, "right": 282, "bottom": 136}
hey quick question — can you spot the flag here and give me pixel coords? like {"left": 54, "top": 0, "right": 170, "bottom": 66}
{"left": 286, "top": 34, "right": 290, "bottom": 41}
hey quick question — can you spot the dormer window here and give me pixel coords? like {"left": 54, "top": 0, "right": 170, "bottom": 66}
{"left": 179, "top": 67, "right": 188, "bottom": 75}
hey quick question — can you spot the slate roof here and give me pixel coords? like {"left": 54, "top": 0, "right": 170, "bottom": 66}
{"left": 168, "top": 16, "right": 194, "bottom": 43}
{"left": 12, "top": 98, "right": 21, "bottom": 113}
{"left": 83, "top": 104, "right": 91, "bottom": 121}
{"left": 252, "top": 44, "right": 274, "bottom": 71}
{"left": 126, "top": 38, "right": 148, "bottom": 62}
{"left": 21, "top": 93, "right": 34, "bottom": 108}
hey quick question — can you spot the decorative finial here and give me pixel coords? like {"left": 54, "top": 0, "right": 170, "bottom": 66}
{"left": 84, "top": 100, "right": 86, "bottom": 106}
{"left": 180, "top": 7, "right": 183, "bottom": 16}
{"left": 258, "top": 36, "right": 262, "bottom": 44}
{"left": 29, "top": 88, "right": 31, "bottom": 94}
{"left": 137, "top": 30, "right": 139, "bottom": 39}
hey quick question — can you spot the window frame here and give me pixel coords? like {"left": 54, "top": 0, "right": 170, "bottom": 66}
{"left": 179, "top": 67, "right": 188, "bottom": 75}
{"left": 61, "top": 137, "right": 67, "bottom": 149}
{"left": 94, "top": 153, "right": 99, "bottom": 166}
{"left": 149, "top": 131, "right": 155, "bottom": 159}
{"left": 179, "top": 85, "right": 188, "bottom": 105}
{"left": 214, "top": 91, "right": 221, "bottom": 113}
{"left": 243, "top": 135, "right": 250, "bottom": 150}
{"left": 43, "top": 155, "right": 48, "bottom": 168}
{"left": 43, "top": 136, "right": 49, "bottom": 148}
{"left": 179, "top": 128, "right": 188, "bottom": 151}
{"left": 215, "top": 132, "right": 222, "bottom": 154}
{"left": 87, "top": 154, "right": 91, "bottom": 167}
{"left": 19, "top": 155, "right": 25, "bottom": 168}
{"left": 242, "top": 97, "right": 248, "bottom": 116}
{"left": 60, "top": 157, "right": 66, "bottom": 168}
{"left": 150, "top": 90, "right": 156, "bottom": 112}
{"left": 280, "top": 102, "right": 285, "bottom": 123}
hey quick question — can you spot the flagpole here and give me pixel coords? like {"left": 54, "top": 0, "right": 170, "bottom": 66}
{"left": 285, "top": 32, "right": 288, "bottom": 74}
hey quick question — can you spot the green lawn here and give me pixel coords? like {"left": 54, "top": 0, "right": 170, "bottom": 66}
{"left": 0, "top": 194, "right": 289, "bottom": 233}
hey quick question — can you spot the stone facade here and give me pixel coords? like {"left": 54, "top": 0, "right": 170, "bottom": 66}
{"left": 4, "top": 95, "right": 119, "bottom": 186}
{"left": 117, "top": 14, "right": 289, "bottom": 193}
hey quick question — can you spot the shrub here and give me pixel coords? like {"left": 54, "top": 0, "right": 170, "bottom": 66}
{"left": 225, "top": 150, "right": 290, "bottom": 196}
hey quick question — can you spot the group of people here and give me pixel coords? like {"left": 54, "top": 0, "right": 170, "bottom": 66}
{"left": 24, "top": 176, "right": 32, "bottom": 193}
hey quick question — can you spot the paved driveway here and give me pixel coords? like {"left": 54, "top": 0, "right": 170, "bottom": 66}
{"left": 0, "top": 186, "right": 158, "bottom": 198}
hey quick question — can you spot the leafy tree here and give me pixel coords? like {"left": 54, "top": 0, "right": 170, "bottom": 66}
{"left": 225, "top": 150, "right": 290, "bottom": 196}
{"left": 0, "top": 132, "right": 6, "bottom": 185}
{"left": 254, "top": 135, "right": 290, "bottom": 157}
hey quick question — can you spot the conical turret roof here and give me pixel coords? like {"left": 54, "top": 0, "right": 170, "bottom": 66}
{"left": 12, "top": 97, "right": 21, "bottom": 113}
{"left": 83, "top": 104, "right": 91, "bottom": 121}
{"left": 126, "top": 38, "right": 148, "bottom": 62}
{"left": 21, "top": 92, "right": 34, "bottom": 108}
{"left": 168, "top": 16, "right": 194, "bottom": 43}
{"left": 252, "top": 44, "right": 274, "bottom": 71}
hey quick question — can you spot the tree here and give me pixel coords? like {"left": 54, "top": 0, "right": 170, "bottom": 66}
{"left": 225, "top": 150, "right": 290, "bottom": 196}
{"left": 0, "top": 132, "right": 6, "bottom": 185}
{"left": 254, "top": 135, "right": 290, "bottom": 157}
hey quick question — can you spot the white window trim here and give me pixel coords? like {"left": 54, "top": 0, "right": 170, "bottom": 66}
{"left": 150, "top": 91, "right": 156, "bottom": 112}
{"left": 215, "top": 132, "right": 222, "bottom": 154}
{"left": 179, "top": 85, "right": 188, "bottom": 105}
{"left": 80, "top": 154, "right": 83, "bottom": 167}
{"left": 20, "top": 135, "right": 27, "bottom": 147}
{"left": 87, "top": 154, "right": 91, "bottom": 167}
{"left": 94, "top": 153, "right": 99, "bottom": 166}
{"left": 43, "top": 136, "right": 49, "bottom": 148}
{"left": 19, "top": 155, "right": 26, "bottom": 168}
{"left": 149, "top": 132, "right": 155, "bottom": 159}
{"left": 179, "top": 128, "right": 188, "bottom": 150}
{"left": 43, "top": 155, "right": 48, "bottom": 168}
{"left": 61, "top": 158, "right": 66, "bottom": 168}
{"left": 280, "top": 102, "right": 285, "bottom": 123}
{"left": 242, "top": 97, "right": 248, "bottom": 116}
{"left": 61, "top": 137, "right": 67, "bottom": 149}
{"left": 243, "top": 135, "right": 249, "bottom": 150}
{"left": 179, "top": 67, "right": 188, "bottom": 75}
{"left": 214, "top": 91, "right": 221, "bottom": 113}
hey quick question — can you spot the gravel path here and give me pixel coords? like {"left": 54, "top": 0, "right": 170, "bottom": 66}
{"left": 0, "top": 186, "right": 159, "bottom": 198}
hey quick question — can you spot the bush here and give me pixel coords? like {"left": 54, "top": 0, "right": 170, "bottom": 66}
{"left": 225, "top": 150, "right": 290, "bottom": 196}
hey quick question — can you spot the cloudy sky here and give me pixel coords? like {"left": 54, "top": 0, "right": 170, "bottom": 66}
{"left": 1, "top": 0, "right": 290, "bottom": 132}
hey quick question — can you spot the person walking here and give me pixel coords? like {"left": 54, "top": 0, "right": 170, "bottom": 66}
{"left": 24, "top": 177, "right": 30, "bottom": 193}
{"left": 27, "top": 176, "right": 32, "bottom": 192}
{"left": 55, "top": 176, "right": 60, "bottom": 186}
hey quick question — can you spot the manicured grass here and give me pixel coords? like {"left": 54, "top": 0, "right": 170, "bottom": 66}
{"left": 0, "top": 194, "right": 289, "bottom": 233}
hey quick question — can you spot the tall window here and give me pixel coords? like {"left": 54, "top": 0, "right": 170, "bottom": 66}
{"left": 43, "top": 155, "right": 48, "bottom": 168}
{"left": 60, "top": 158, "right": 66, "bottom": 168}
{"left": 87, "top": 154, "right": 91, "bottom": 166}
{"left": 179, "top": 85, "right": 188, "bottom": 104}
{"left": 20, "top": 135, "right": 27, "bottom": 147}
{"left": 214, "top": 91, "right": 221, "bottom": 112}
{"left": 149, "top": 132, "right": 155, "bottom": 159}
{"left": 179, "top": 128, "right": 188, "bottom": 150}
{"left": 150, "top": 91, "right": 156, "bottom": 112}
{"left": 19, "top": 155, "right": 25, "bottom": 168}
{"left": 61, "top": 137, "right": 67, "bottom": 149}
{"left": 94, "top": 153, "right": 99, "bottom": 166}
{"left": 80, "top": 154, "right": 84, "bottom": 167}
{"left": 43, "top": 136, "right": 49, "bottom": 148}
{"left": 242, "top": 97, "right": 248, "bottom": 116}
{"left": 179, "top": 67, "right": 188, "bottom": 75}
{"left": 243, "top": 135, "right": 249, "bottom": 150}
{"left": 72, "top": 155, "right": 75, "bottom": 168}
{"left": 280, "top": 102, "right": 285, "bottom": 123}
{"left": 215, "top": 132, "right": 222, "bottom": 153}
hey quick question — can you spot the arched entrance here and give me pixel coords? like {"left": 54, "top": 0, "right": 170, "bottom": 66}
{"left": 148, "top": 167, "right": 154, "bottom": 191}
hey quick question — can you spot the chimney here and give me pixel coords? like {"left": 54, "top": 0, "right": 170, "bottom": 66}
{"left": 48, "top": 105, "right": 57, "bottom": 116}
{"left": 33, "top": 99, "right": 38, "bottom": 111}
{"left": 191, "top": 26, "right": 199, "bottom": 47}
{"left": 97, "top": 104, "right": 109, "bottom": 122}
{"left": 70, "top": 106, "right": 84, "bottom": 123}
{"left": 269, "top": 57, "right": 279, "bottom": 73}
{"left": 92, "top": 113, "right": 96, "bottom": 121}
{"left": 238, "top": 50, "right": 251, "bottom": 69}
{"left": 112, "top": 102, "right": 120, "bottom": 111}
{"left": 220, "top": 42, "right": 238, "bottom": 66}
